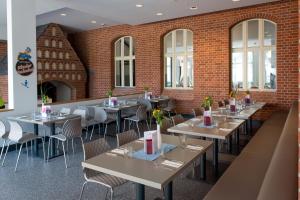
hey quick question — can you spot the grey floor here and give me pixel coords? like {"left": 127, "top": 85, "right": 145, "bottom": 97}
{"left": 0, "top": 120, "right": 254, "bottom": 200}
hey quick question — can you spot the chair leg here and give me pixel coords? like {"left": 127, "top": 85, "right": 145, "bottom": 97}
{"left": 0, "top": 140, "right": 6, "bottom": 160}
{"left": 98, "top": 124, "right": 101, "bottom": 135}
{"left": 71, "top": 139, "right": 75, "bottom": 155}
{"left": 62, "top": 141, "right": 68, "bottom": 168}
{"left": 104, "top": 124, "right": 108, "bottom": 139}
{"left": 104, "top": 188, "right": 109, "bottom": 200}
{"left": 41, "top": 138, "right": 46, "bottom": 161}
{"left": 15, "top": 143, "right": 23, "bottom": 172}
{"left": 47, "top": 137, "right": 52, "bottom": 161}
{"left": 136, "top": 122, "right": 140, "bottom": 138}
{"left": 2, "top": 141, "right": 10, "bottom": 166}
{"left": 110, "top": 188, "right": 114, "bottom": 200}
{"left": 25, "top": 142, "right": 28, "bottom": 158}
{"left": 89, "top": 125, "right": 95, "bottom": 140}
{"left": 79, "top": 181, "right": 87, "bottom": 200}
{"left": 123, "top": 119, "right": 126, "bottom": 132}
{"left": 146, "top": 120, "right": 150, "bottom": 131}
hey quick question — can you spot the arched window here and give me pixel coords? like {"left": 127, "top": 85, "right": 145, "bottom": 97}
{"left": 231, "top": 19, "right": 276, "bottom": 90}
{"left": 164, "top": 29, "right": 193, "bottom": 89}
{"left": 114, "top": 36, "right": 135, "bottom": 87}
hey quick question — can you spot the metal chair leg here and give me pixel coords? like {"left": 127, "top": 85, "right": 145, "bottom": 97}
{"left": 146, "top": 120, "right": 150, "bottom": 131}
{"left": 136, "top": 122, "right": 140, "bottom": 138}
{"left": 104, "top": 124, "right": 108, "bottom": 138}
{"left": 110, "top": 188, "right": 114, "bottom": 200}
{"left": 42, "top": 138, "right": 46, "bottom": 161}
{"left": 15, "top": 143, "right": 23, "bottom": 172}
{"left": 62, "top": 141, "right": 68, "bottom": 168}
{"left": 47, "top": 137, "right": 52, "bottom": 161}
{"left": 26, "top": 142, "right": 28, "bottom": 158}
{"left": 71, "top": 139, "right": 75, "bottom": 155}
{"left": 2, "top": 141, "right": 11, "bottom": 166}
{"left": 79, "top": 181, "right": 87, "bottom": 200}
{"left": 0, "top": 140, "right": 6, "bottom": 160}
{"left": 123, "top": 120, "right": 126, "bottom": 132}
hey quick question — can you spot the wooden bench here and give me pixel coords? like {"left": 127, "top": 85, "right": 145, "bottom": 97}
{"left": 204, "top": 103, "right": 297, "bottom": 200}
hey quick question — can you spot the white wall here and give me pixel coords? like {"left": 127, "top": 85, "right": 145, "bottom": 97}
{"left": 0, "top": 24, "right": 7, "bottom": 40}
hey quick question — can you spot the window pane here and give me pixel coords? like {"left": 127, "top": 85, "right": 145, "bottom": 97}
{"left": 264, "top": 49, "right": 276, "bottom": 89}
{"left": 176, "top": 56, "right": 184, "bottom": 87}
{"left": 132, "top": 60, "right": 135, "bottom": 86}
{"left": 232, "top": 23, "right": 243, "bottom": 48}
{"left": 165, "top": 33, "right": 173, "bottom": 54}
{"left": 165, "top": 57, "right": 173, "bottom": 87}
{"left": 115, "top": 40, "right": 121, "bottom": 57}
{"left": 176, "top": 30, "right": 184, "bottom": 53}
{"left": 232, "top": 51, "right": 244, "bottom": 89}
{"left": 124, "top": 37, "right": 130, "bottom": 57}
{"left": 247, "top": 49, "right": 260, "bottom": 89}
{"left": 248, "top": 20, "right": 259, "bottom": 47}
{"left": 264, "top": 21, "right": 276, "bottom": 46}
{"left": 187, "top": 31, "right": 193, "bottom": 52}
{"left": 124, "top": 60, "right": 130, "bottom": 86}
{"left": 116, "top": 61, "right": 122, "bottom": 86}
{"left": 187, "top": 56, "right": 193, "bottom": 88}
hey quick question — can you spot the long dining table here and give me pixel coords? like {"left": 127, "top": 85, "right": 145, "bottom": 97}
{"left": 167, "top": 116, "right": 245, "bottom": 177}
{"left": 82, "top": 134, "right": 212, "bottom": 200}
{"left": 7, "top": 113, "right": 80, "bottom": 158}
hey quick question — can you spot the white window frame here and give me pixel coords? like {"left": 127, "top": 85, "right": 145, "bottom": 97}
{"left": 114, "top": 36, "right": 135, "bottom": 87}
{"left": 164, "top": 29, "right": 194, "bottom": 89}
{"left": 231, "top": 19, "right": 277, "bottom": 91}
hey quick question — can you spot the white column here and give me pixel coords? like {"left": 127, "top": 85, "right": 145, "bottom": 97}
{"left": 7, "top": 0, "right": 37, "bottom": 113}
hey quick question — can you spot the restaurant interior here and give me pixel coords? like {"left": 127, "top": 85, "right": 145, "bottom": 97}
{"left": 0, "top": 0, "right": 298, "bottom": 199}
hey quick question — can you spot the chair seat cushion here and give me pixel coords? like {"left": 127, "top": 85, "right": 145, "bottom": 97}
{"left": 18, "top": 133, "right": 40, "bottom": 143}
{"left": 50, "top": 134, "right": 66, "bottom": 141}
{"left": 85, "top": 169, "right": 127, "bottom": 188}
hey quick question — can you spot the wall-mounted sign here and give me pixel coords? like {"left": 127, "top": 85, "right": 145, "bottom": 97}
{"left": 21, "top": 80, "right": 29, "bottom": 88}
{"left": 16, "top": 47, "right": 34, "bottom": 76}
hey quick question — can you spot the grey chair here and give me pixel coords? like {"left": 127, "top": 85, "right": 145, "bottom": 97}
{"left": 2, "top": 121, "right": 45, "bottom": 172}
{"left": 123, "top": 105, "right": 150, "bottom": 137}
{"left": 163, "top": 99, "right": 176, "bottom": 117}
{"left": 171, "top": 114, "right": 185, "bottom": 125}
{"left": 89, "top": 107, "right": 117, "bottom": 140}
{"left": 55, "top": 107, "right": 72, "bottom": 133}
{"left": 80, "top": 138, "right": 127, "bottom": 200}
{"left": 192, "top": 108, "right": 203, "bottom": 118}
{"left": 47, "top": 117, "right": 82, "bottom": 168}
{"left": 138, "top": 99, "right": 153, "bottom": 128}
{"left": 73, "top": 108, "right": 94, "bottom": 139}
{"left": 0, "top": 120, "right": 9, "bottom": 160}
{"left": 160, "top": 118, "right": 173, "bottom": 135}
{"left": 117, "top": 130, "right": 138, "bottom": 147}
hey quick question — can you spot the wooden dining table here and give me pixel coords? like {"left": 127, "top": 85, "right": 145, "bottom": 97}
{"left": 7, "top": 113, "right": 80, "bottom": 158}
{"left": 82, "top": 134, "right": 212, "bottom": 200}
{"left": 167, "top": 116, "right": 245, "bottom": 177}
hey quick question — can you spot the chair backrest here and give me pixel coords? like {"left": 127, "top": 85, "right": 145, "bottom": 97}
{"left": 73, "top": 109, "right": 87, "bottom": 127}
{"left": 138, "top": 99, "right": 152, "bottom": 111}
{"left": 0, "top": 120, "right": 6, "bottom": 138}
{"left": 117, "top": 129, "right": 138, "bottom": 147}
{"left": 136, "top": 105, "right": 147, "bottom": 120}
{"left": 82, "top": 138, "right": 110, "bottom": 161}
{"left": 60, "top": 107, "right": 71, "bottom": 115}
{"left": 62, "top": 117, "right": 82, "bottom": 139}
{"left": 167, "top": 99, "right": 176, "bottom": 109}
{"left": 8, "top": 121, "right": 23, "bottom": 142}
{"left": 218, "top": 101, "right": 224, "bottom": 107}
{"left": 94, "top": 107, "right": 108, "bottom": 123}
{"left": 192, "top": 108, "right": 203, "bottom": 117}
{"left": 171, "top": 114, "right": 185, "bottom": 125}
{"left": 224, "top": 99, "right": 230, "bottom": 106}
{"left": 160, "top": 118, "right": 173, "bottom": 135}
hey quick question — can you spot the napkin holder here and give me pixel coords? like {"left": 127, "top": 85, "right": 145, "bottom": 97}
{"left": 144, "top": 130, "right": 158, "bottom": 154}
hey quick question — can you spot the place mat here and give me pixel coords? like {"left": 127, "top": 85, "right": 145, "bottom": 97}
{"left": 185, "top": 145, "right": 204, "bottom": 151}
{"left": 161, "top": 160, "right": 183, "bottom": 168}
{"left": 132, "top": 143, "right": 176, "bottom": 161}
{"left": 198, "top": 122, "right": 217, "bottom": 129}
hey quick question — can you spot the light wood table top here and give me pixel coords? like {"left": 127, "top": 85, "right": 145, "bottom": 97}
{"left": 168, "top": 116, "right": 244, "bottom": 140}
{"left": 7, "top": 113, "right": 80, "bottom": 125}
{"left": 95, "top": 102, "right": 139, "bottom": 111}
{"left": 82, "top": 134, "right": 212, "bottom": 190}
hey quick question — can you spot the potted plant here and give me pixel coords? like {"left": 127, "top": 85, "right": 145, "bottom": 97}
{"left": 201, "top": 96, "right": 213, "bottom": 126}
{"left": 0, "top": 97, "right": 5, "bottom": 109}
{"left": 106, "top": 89, "right": 113, "bottom": 106}
{"left": 152, "top": 108, "right": 164, "bottom": 150}
{"left": 40, "top": 80, "right": 51, "bottom": 118}
{"left": 229, "top": 88, "right": 238, "bottom": 112}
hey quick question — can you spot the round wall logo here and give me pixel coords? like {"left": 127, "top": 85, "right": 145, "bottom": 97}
{"left": 16, "top": 47, "right": 34, "bottom": 76}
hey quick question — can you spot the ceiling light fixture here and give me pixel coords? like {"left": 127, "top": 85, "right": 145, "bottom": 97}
{"left": 91, "top": 20, "right": 97, "bottom": 24}
{"left": 136, "top": 4, "right": 143, "bottom": 8}
{"left": 60, "top": 13, "right": 67, "bottom": 16}
{"left": 232, "top": 0, "right": 240, "bottom": 2}
{"left": 190, "top": 6, "right": 198, "bottom": 10}
{"left": 156, "top": 12, "right": 163, "bottom": 16}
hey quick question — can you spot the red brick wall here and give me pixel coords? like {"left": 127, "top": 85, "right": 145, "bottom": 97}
{"left": 0, "top": 41, "right": 7, "bottom": 57}
{"left": 70, "top": 0, "right": 298, "bottom": 115}
{"left": 0, "top": 41, "right": 8, "bottom": 102}
{"left": 298, "top": 0, "right": 300, "bottom": 195}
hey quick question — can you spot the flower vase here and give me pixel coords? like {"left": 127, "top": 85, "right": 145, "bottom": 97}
{"left": 41, "top": 103, "right": 47, "bottom": 118}
{"left": 157, "top": 124, "right": 162, "bottom": 150}
{"left": 144, "top": 92, "right": 148, "bottom": 99}
{"left": 230, "top": 98, "right": 236, "bottom": 112}
{"left": 245, "top": 95, "right": 251, "bottom": 105}
{"left": 203, "top": 107, "right": 212, "bottom": 126}
{"left": 108, "top": 96, "right": 112, "bottom": 106}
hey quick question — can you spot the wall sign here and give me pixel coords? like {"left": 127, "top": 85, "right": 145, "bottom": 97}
{"left": 21, "top": 80, "right": 29, "bottom": 88}
{"left": 16, "top": 47, "right": 34, "bottom": 76}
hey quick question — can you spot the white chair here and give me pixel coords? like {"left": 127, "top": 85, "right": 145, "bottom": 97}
{"left": 55, "top": 107, "right": 72, "bottom": 133}
{"left": 73, "top": 109, "right": 94, "bottom": 139}
{"left": 171, "top": 114, "right": 185, "bottom": 125}
{"left": 0, "top": 120, "right": 9, "bottom": 160}
{"left": 138, "top": 99, "right": 153, "bottom": 128}
{"left": 2, "top": 121, "right": 45, "bottom": 172}
{"left": 89, "top": 107, "right": 117, "bottom": 140}
{"left": 48, "top": 117, "right": 82, "bottom": 168}
{"left": 192, "top": 108, "right": 203, "bottom": 118}
{"left": 163, "top": 99, "right": 176, "bottom": 117}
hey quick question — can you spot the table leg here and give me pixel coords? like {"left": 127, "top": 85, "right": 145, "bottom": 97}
{"left": 33, "top": 124, "right": 39, "bottom": 156}
{"left": 213, "top": 139, "right": 219, "bottom": 177}
{"left": 117, "top": 110, "right": 122, "bottom": 134}
{"left": 50, "top": 123, "right": 56, "bottom": 158}
{"left": 250, "top": 117, "right": 253, "bottom": 135}
{"left": 135, "top": 183, "right": 145, "bottom": 200}
{"left": 200, "top": 153, "right": 206, "bottom": 180}
{"left": 164, "top": 182, "right": 173, "bottom": 200}
{"left": 227, "top": 135, "right": 232, "bottom": 154}
{"left": 236, "top": 128, "right": 240, "bottom": 154}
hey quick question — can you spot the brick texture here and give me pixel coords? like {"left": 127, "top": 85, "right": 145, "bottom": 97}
{"left": 70, "top": 0, "right": 298, "bottom": 116}
{"left": 298, "top": 0, "right": 300, "bottom": 195}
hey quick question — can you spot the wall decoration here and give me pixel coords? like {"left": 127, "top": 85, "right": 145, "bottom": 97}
{"left": 16, "top": 47, "right": 34, "bottom": 76}
{"left": 21, "top": 80, "right": 29, "bottom": 88}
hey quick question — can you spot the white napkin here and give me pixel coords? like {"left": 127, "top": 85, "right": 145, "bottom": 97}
{"left": 161, "top": 160, "right": 183, "bottom": 168}
{"left": 190, "top": 118, "right": 201, "bottom": 122}
{"left": 229, "top": 122, "right": 239, "bottom": 125}
{"left": 186, "top": 145, "right": 203, "bottom": 151}
{"left": 219, "top": 128, "right": 232, "bottom": 132}
{"left": 105, "top": 152, "right": 118, "bottom": 157}
{"left": 57, "top": 117, "right": 65, "bottom": 120}
{"left": 111, "top": 148, "right": 128, "bottom": 155}
{"left": 177, "top": 123, "right": 189, "bottom": 127}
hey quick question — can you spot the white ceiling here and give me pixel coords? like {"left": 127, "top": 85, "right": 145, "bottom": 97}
{"left": 1, "top": 0, "right": 278, "bottom": 32}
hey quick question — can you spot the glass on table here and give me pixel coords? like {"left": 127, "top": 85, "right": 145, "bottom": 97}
{"left": 178, "top": 135, "right": 187, "bottom": 148}
{"left": 124, "top": 146, "right": 134, "bottom": 158}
